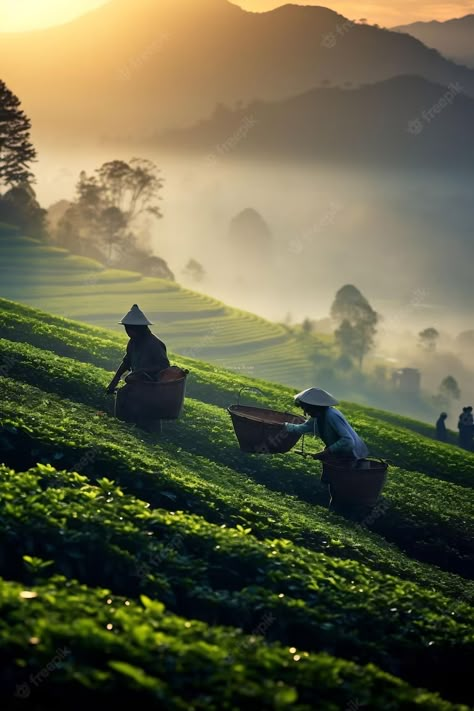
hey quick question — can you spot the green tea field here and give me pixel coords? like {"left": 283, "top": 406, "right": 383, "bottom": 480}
{"left": 0, "top": 297, "right": 473, "bottom": 709}
{"left": 0, "top": 223, "right": 331, "bottom": 387}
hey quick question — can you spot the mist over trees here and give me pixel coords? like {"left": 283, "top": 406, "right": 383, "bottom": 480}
{"left": 331, "top": 284, "right": 379, "bottom": 368}
{"left": 419, "top": 327, "right": 440, "bottom": 352}
{"left": 53, "top": 158, "right": 173, "bottom": 279}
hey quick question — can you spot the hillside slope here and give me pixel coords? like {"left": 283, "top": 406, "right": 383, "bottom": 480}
{"left": 0, "top": 298, "right": 473, "bottom": 706}
{"left": 0, "top": 223, "right": 328, "bottom": 387}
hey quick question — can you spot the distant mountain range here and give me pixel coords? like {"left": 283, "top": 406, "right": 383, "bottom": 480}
{"left": 2, "top": 0, "right": 474, "bottom": 144}
{"left": 394, "top": 15, "right": 474, "bottom": 69}
{"left": 157, "top": 75, "right": 474, "bottom": 169}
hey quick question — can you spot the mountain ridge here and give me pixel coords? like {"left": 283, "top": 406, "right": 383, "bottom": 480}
{"left": 393, "top": 14, "right": 474, "bottom": 68}
{"left": 155, "top": 74, "right": 474, "bottom": 170}
{"left": 2, "top": 0, "right": 474, "bottom": 143}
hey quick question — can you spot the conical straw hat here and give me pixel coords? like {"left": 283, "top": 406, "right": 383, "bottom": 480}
{"left": 119, "top": 304, "right": 153, "bottom": 326}
{"left": 294, "top": 388, "right": 339, "bottom": 407}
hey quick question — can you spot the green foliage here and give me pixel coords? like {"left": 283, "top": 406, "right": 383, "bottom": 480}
{"left": 0, "top": 575, "right": 466, "bottom": 709}
{"left": 0, "top": 298, "right": 473, "bottom": 706}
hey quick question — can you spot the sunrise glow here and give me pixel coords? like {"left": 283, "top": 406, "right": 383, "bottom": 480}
{"left": 0, "top": 0, "right": 472, "bottom": 33}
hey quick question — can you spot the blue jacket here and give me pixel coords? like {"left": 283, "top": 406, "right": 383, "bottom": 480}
{"left": 285, "top": 407, "right": 369, "bottom": 459}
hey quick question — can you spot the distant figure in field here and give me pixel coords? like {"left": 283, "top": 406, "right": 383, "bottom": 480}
{"left": 435, "top": 412, "right": 448, "bottom": 442}
{"left": 106, "top": 304, "right": 170, "bottom": 393}
{"left": 458, "top": 406, "right": 474, "bottom": 450}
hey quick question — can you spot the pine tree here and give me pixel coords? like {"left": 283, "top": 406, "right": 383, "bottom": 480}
{"left": 0, "top": 80, "right": 37, "bottom": 189}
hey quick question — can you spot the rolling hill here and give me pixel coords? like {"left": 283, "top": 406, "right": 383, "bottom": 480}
{"left": 3, "top": 0, "right": 474, "bottom": 144}
{"left": 0, "top": 222, "right": 331, "bottom": 388}
{"left": 394, "top": 15, "right": 474, "bottom": 69}
{"left": 0, "top": 297, "right": 473, "bottom": 707}
{"left": 156, "top": 75, "right": 474, "bottom": 169}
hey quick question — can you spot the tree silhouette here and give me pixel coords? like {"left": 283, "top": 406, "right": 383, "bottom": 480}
{"left": 439, "top": 376, "right": 461, "bottom": 401}
{"left": 57, "top": 158, "right": 163, "bottom": 259}
{"left": 0, "top": 80, "right": 37, "bottom": 189}
{"left": 331, "top": 284, "right": 378, "bottom": 368}
{"left": 183, "top": 259, "right": 206, "bottom": 283}
{"left": 418, "top": 327, "right": 439, "bottom": 352}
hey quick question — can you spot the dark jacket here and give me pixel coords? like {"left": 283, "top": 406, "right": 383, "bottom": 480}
{"left": 122, "top": 331, "right": 170, "bottom": 380}
{"left": 435, "top": 417, "right": 447, "bottom": 442}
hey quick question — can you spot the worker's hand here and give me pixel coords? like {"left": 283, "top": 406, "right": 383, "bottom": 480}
{"left": 312, "top": 450, "right": 329, "bottom": 461}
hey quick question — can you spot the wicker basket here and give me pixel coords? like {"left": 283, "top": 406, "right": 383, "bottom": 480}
{"left": 116, "top": 367, "right": 188, "bottom": 422}
{"left": 324, "top": 459, "right": 388, "bottom": 507}
{"left": 228, "top": 404, "right": 305, "bottom": 454}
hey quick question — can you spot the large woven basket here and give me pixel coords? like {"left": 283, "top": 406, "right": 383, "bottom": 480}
{"left": 116, "top": 367, "right": 188, "bottom": 422}
{"left": 324, "top": 459, "right": 388, "bottom": 507}
{"left": 228, "top": 404, "right": 305, "bottom": 454}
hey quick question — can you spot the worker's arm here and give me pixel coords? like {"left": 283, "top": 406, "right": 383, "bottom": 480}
{"left": 284, "top": 418, "right": 319, "bottom": 436}
{"left": 325, "top": 411, "right": 354, "bottom": 455}
{"left": 106, "top": 357, "right": 130, "bottom": 393}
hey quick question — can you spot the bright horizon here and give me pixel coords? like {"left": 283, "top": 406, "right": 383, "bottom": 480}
{"left": 0, "top": 0, "right": 473, "bottom": 32}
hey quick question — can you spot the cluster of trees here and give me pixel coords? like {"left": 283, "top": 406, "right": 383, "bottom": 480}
{"left": 0, "top": 80, "right": 46, "bottom": 236}
{"left": 53, "top": 159, "right": 174, "bottom": 279}
{"left": 1, "top": 79, "right": 175, "bottom": 280}
{"left": 297, "top": 285, "right": 465, "bottom": 418}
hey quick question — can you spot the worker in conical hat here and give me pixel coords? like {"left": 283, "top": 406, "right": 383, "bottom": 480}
{"left": 106, "top": 304, "right": 170, "bottom": 394}
{"left": 284, "top": 387, "right": 368, "bottom": 466}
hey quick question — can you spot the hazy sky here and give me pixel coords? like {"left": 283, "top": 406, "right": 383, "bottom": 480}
{"left": 0, "top": 0, "right": 473, "bottom": 32}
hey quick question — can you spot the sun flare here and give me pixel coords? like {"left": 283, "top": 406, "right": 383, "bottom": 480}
{"left": 0, "top": 0, "right": 470, "bottom": 33}
{"left": 0, "top": 0, "right": 109, "bottom": 32}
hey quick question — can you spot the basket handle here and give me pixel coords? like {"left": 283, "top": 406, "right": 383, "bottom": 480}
{"left": 236, "top": 386, "right": 264, "bottom": 406}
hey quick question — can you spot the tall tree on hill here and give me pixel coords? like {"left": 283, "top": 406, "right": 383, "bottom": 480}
{"left": 331, "top": 284, "right": 378, "bottom": 368}
{"left": 0, "top": 80, "right": 37, "bottom": 189}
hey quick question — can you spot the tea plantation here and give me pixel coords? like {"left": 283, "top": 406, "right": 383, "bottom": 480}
{"left": 0, "top": 297, "right": 473, "bottom": 709}
{"left": 0, "top": 222, "right": 329, "bottom": 387}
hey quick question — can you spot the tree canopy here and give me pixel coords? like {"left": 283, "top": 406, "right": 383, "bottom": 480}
{"left": 331, "top": 284, "right": 378, "bottom": 368}
{"left": 57, "top": 158, "right": 164, "bottom": 260}
{"left": 0, "top": 80, "right": 37, "bottom": 189}
{"left": 418, "top": 327, "right": 439, "bottom": 352}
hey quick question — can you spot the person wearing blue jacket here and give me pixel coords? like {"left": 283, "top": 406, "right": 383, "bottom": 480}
{"left": 284, "top": 388, "right": 368, "bottom": 470}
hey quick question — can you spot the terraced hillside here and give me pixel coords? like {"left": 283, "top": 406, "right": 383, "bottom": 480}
{"left": 0, "top": 298, "right": 473, "bottom": 709}
{"left": 0, "top": 223, "right": 331, "bottom": 386}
